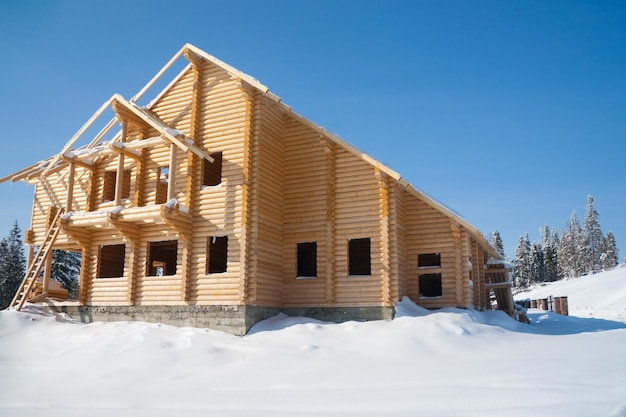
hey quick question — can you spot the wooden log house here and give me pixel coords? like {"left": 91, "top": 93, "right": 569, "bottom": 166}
{"left": 1, "top": 44, "right": 513, "bottom": 334}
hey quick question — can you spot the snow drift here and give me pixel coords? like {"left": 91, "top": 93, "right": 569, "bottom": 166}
{"left": 1, "top": 269, "right": 625, "bottom": 417}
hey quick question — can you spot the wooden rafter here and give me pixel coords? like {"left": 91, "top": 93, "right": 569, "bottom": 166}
{"left": 108, "top": 142, "right": 142, "bottom": 161}
{"left": 110, "top": 94, "right": 214, "bottom": 162}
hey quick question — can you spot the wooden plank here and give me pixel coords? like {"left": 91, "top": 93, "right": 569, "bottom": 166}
{"left": 131, "top": 44, "right": 187, "bottom": 103}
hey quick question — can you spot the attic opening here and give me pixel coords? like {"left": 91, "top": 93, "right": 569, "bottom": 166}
{"left": 419, "top": 273, "right": 443, "bottom": 298}
{"left": 203, "top": 152, "right": 222, "bottom": 187}
{"left": 348, "top": 238, "right": 371, "bottom": 276}
{"left": 207, "top": 236, "right": 228, "bottom": 274}
{"left": 147, "top": 240, "right": 178, "bottom": 276}
{"left": 97, "top": 244, "right": 126, "bottom": 278}
{"left": 297, "top": 242, "right": 317, "bottom": 278}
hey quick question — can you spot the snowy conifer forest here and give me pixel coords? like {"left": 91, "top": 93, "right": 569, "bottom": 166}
{"left": 500, "top": 195, "right": 620, "bottom": 289}
{"left": 0, "top": 223, "right": 80, "bottom": 310}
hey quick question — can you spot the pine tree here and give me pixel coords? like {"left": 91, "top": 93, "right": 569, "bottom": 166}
{"left": 51, "top": 249, "right": 81, "bottom": 300}
{"left": 542, "top": 225, "right": 560, "bottom": 282}
{"left": 558, "top": 211, "right": 583, "bottom": 278}
{"left": 582, "top": 195, "right": 604, "bottom": 273}
{"left": 513, "top": 234, "right": 531, "bottom": 288}
{"left": 490, "top": 230, "right": 505, "bottom": 258}
{"left": 0, "top": 222, "right": 26, "bottom": 309}
{"left": 529, "top": 242, "right": 546, "bottom": 284}
{"left": 600, "top": 231, "right": 619, "bottom": 270}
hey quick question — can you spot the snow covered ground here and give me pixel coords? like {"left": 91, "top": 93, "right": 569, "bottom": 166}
{"left": 515, "top": 266, "right": 626, "bottom": 324}
{"left": 1, "top": 268, "right": 625, "bottom": 417}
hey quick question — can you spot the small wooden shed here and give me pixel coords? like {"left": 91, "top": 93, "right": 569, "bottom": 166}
{"left": 2, "top": 44, "right": 513, "bottom": 334}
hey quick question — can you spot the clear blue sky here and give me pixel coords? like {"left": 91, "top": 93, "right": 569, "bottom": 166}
{"left": 1, "top": 0, "right": 625, "bottom": 260}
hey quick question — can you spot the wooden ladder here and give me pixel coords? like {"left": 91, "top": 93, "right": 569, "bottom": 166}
{"left": 10, "top": 207, "right": 65, "bottom": 311}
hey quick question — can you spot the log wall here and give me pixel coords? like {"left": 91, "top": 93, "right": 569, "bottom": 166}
{"left": 282, "top": 118, "right": 331, "bottom": 307}
{"left": 334, "top": 148, "right": 385, "bottom": 305}
{"left": 280, "top": 116, "right": 403, "bottom": 308}
{"left": 403, "top": 195, "right": 472, "bottom": 308}
{"left": 182, "top": 60, "right": 248, "bottom": 305}
{"left": 250, "top": 95, "right": 285, "bottom": 307}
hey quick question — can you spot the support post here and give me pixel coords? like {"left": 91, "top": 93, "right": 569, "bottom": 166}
{"left": 114, "top": 120, "right": 128, "bottom": 206}
{"left": 66, "top": 162, "right": 75, "bottom": 212}
{"left": 42, "top": 250, "right": 53, "bottom": 294}
{"left": 26, "top": 245, "right": 34, "bottom": 271}
{"left": 167, "top": 143, "right": 177, "bottom": 201}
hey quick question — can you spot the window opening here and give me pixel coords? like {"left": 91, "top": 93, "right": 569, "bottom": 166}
{"left": 98, "top": 244, "right": 126, "bottom": 278}
{"left": 156, "top": 166, "right": 169, "bottom": 204}
{"left": 418, "top": 253, "right": 441, "bottom": 268}
{"left": 121, "top": 169, "right": 131, "bottom": 199}
{"left": 207, "top": 236, "right": 228, "bottom": 274}
{"left": 297, "top": 242, "right": 317, "bottom": 277}
{"left": 103, "top": 171, "right": 116, "bottom": 202}
{"left": 147, "top": 240, "right": 178, "bottom": 276}
{"left": 348, "top": 238, "right": 371, "bottom": 276}
{"left": 203, "top": 152, "right": 223, "bottom": 187}
{"left": 102, "top": 169, "right": 131, "bottom": 202}
{"left": 419, "top": 273, "right": 443, "bottom": 297}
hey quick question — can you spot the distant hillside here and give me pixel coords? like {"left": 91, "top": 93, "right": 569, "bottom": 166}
{"left": 515, "top": 266, "right": 626, "bottom": 323}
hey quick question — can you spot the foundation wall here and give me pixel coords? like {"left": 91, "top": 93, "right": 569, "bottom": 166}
{"left": 43, "top": 302, "right": 395, "bottom": 335}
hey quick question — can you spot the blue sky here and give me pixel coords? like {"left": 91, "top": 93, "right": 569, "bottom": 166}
{"left": 0, "top": 0, "right": 624, "bottom": 260}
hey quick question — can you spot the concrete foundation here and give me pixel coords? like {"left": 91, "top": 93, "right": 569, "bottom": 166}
{"left": 282, "top": 306, "right": 395, "bottom": 323}
{"left": 43, "top": 302, "right": 395, "bottom": 335}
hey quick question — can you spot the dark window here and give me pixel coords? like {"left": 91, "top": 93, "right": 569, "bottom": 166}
{"left": 156, "top": 166, "right": 169, "bottom": 204}
{"left": 419, "top": 273, "right": 443, "bottom": 297}
{"left": 103, "top": 171, "right": 116, "bottom": 202}
{"left": 418, "top": 253, "right": 441, "bottom": 268}
{"left": 349, "top": 238, "right": 371, "bottom": 276}
{"left": 98, "top": 244, "right": 126, "bottom": 278}
{"left": 121, "top": 169, "right": 131, "bottom": 199}
{"left": 207, "top": 236, "right": 228, "bottom": 274}
{"left": 203, "top": 152, "right": 222, "bottom": 186}
{"left": 297, "top": 242, "right": 317, "bottom": 277}
{"left": 147, "top": 240, "right": 178, "bottom": 276}
{"left": 103, "top": 170, "right": 131, "bottom": 202}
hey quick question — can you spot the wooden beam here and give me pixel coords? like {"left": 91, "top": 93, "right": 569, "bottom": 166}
{"left": 122, "top": 136, "right": 167, "bottom": 150}
{"left": 112, "top": 94, "right": 216, "bottom": 163}
{"left": 108, "top": 142, "right": 142, "bottom": 161}
{"left": 484, "top": 281, "right": 513, "bottom": 289}
{"left": 167, "top": 143, "right": 176, "bottom": 201}
{"left": 42, "top": 250, "right": 53, "bottom": 295}
{"left": 65, "top": 137, "right": 164, "bottom": 163}
{"left": 65, "top": 162, "right": 75, "bottom": 212}
{"left": 88, "top": 117, "right": 117, "bottom": 149}
{"left": 131, "top": 45, "right": 187, "bottom": 103}
{"left": 114, "top": 120, "right": 127, "bottom": 206}
{"left": 484, "top": 268, "right": 512, "bottom": 274}
{"left": 62, "top": 154, "right": 93, "bottom": 170}
{"left": 0, "top": 163, "right": 45, "bottom": 184}
{"left": 183, "top": 47, "right": 204, "bottom": 66}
